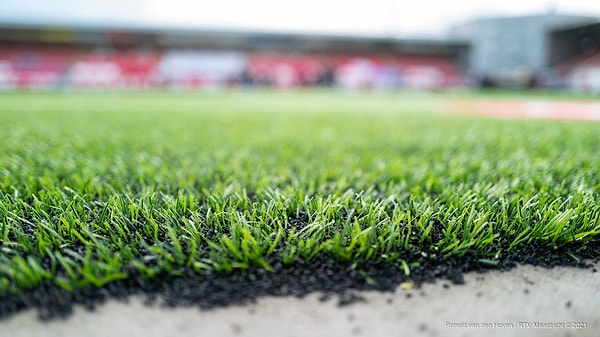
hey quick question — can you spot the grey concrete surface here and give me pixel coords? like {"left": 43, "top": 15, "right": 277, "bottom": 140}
{"left": 0, "top": 263, "right": 598, "bottom": 337}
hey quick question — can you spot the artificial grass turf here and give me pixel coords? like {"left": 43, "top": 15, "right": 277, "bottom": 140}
{"left": 0, "top": 91, "right": 599, "bottom": 316}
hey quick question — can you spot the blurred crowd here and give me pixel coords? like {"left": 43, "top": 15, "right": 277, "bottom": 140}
{"left": 0, "top": 45, "right": 465, "bottom": 91}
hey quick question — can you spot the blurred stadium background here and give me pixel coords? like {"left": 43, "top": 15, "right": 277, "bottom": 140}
{"left": 0, "top": 9, "right": 599, "bottom": 92}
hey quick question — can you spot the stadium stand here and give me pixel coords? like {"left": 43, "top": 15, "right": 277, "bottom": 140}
{"left": 395, "top": 55, "right": 463, "bottom": 89}
{"left": 247, "top": 53, "right": 331, "bottom": 88}
{"left": 556, "top": 54, "right": 600, "bottom": 93}
{"left": 0, "top": 44, "right": 76, "bottom": 89}
{"left": 68, "top": 49, "right": 159, "bottom": 89}
{"left": 158, "top": 51, "right": 246, "bottom": 89}
{"left": 550, "top": 21, "right": 600, "bottom": 92}
{"left": 0, "top": 24, "right": 469, "bottom": 90}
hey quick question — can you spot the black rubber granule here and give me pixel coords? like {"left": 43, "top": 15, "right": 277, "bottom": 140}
{"left": 0, "top": 241, "right": 597, "bottom": 321}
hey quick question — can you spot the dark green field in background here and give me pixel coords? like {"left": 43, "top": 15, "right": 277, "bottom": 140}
{"left": 0, "top": 91, "right": 599, "bottom": 295}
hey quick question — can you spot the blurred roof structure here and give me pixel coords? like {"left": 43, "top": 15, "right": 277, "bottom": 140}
{"left": 449, "top": 13, "right": 597, "bottom": 77}
{"left": 0, "top": 20, "right": 469, "bottom": 55}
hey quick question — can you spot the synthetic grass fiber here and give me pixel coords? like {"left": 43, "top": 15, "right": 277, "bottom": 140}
{"left": 0, "top": 91, "right": 599, "bottom": 318}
